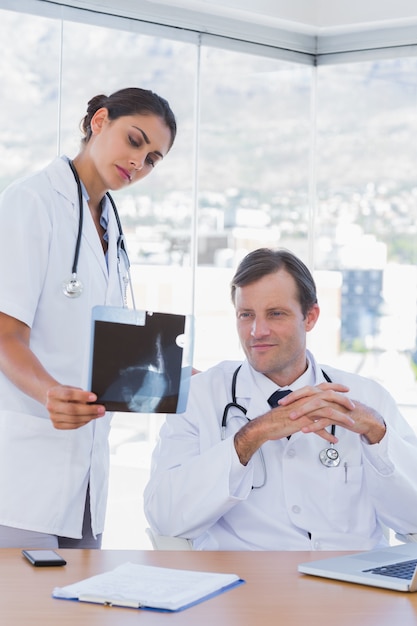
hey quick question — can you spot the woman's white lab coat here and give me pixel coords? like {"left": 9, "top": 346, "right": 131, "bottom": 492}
{"left": 144, "top": 353, "right": 417, "bottom": 550}
{"left": 0, "top": 156, "right": 128, "bottom": 538}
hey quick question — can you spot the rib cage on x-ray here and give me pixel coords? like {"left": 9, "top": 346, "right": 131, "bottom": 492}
{"left": 90, "top": 310, "right": 186, "bottom": 413}
{"left": 102, "top": 333, "right": 169, "bottom": 413}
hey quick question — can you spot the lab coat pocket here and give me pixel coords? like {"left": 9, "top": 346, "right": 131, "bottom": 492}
{"left": 326, "top": 462, "right": 364, "bottom": 532}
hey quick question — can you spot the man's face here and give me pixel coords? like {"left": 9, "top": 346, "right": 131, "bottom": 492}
{"left": 234, "top": 270, "right": 319, "bottom": 386}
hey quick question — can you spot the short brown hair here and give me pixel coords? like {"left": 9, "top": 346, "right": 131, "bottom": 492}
{"left": 230, "top": 248, "right": 317, "bottom": 318}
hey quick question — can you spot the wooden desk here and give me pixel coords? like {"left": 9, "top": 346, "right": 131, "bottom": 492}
{"left": 2, "top": 548, "right": 417, "bottom": 625}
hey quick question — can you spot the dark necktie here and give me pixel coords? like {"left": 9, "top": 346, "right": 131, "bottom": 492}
{"left": 267, "top": 389, "right": 292, "bottom": 408}
{"left": 268, "top": 389, "right": 292, "bottom": 440}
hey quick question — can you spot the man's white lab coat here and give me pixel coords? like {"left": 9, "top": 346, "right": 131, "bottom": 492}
{"left": 145, "top": 352, "right": 417, "bottom": 550}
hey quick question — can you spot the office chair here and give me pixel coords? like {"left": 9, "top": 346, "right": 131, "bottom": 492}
{"left": 146, "top": 527, "right": 193, "bottom": 550}
{"left": 145, "top": 526, "right": 417, "bottom": 550}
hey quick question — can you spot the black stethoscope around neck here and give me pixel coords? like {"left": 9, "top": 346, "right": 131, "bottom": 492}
{"left": 221, "top": 365, "right": 341, "bottom": 485}
{"left": 63, "top": 159, "right": 136, "bottom": 308}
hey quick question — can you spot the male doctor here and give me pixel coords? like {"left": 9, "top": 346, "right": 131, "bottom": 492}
{"left": 144, "top": 248, "right": 417, "bottom": 550}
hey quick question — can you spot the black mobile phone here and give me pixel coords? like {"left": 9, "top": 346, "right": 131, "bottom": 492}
{"left": 22, "top": 549, "right": 67, "bottom": 567}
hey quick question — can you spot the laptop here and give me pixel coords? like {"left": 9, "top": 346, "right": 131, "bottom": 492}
{"left": 298, "top": 543, "right": 417, "bottom": 592}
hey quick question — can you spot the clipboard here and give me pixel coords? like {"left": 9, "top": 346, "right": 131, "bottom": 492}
{"left": 53, "top": 561, "right": 245, "bottom": 612}
{"left": 88, "top": 306, "right": 193, "bottom": 414}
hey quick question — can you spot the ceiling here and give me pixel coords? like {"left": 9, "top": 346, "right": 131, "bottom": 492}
{"left": 48, "top": 0, "right": 417, "bottom": 33}
{"left": 145, "top": 0, "right": 417, "bottom": 33}
{"left": 26, "top": 0, "right": 417, "bottom": 57}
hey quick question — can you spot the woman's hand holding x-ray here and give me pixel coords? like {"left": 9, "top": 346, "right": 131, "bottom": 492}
{"left": 46, "top": 385, "right": 106, "bottom": 429}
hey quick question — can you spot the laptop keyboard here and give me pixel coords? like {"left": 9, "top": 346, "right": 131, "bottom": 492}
{"left": 363, "top": 559, "right": 417, "bottom": 580}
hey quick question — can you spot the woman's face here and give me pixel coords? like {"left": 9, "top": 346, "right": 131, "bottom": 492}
{"left": 88, "top": 107, "right": 173, "bottom": 191}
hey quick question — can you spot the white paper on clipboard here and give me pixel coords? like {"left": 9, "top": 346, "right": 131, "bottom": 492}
{"left": 88, "top": 306, "right": 193, "bottom": 414}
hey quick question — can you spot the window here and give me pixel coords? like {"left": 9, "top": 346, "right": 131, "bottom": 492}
{"left": 194, "top": 46, "right": 312, "bottom": 370}
{"left": 1, "top": 4, "right": 417, "bottom": 547}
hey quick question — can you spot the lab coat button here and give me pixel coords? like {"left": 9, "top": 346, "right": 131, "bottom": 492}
{"left": 292, "top": 505, "right": 301, "bottom": 514}
{"left": 314, "top": 540, "right": 322, "bottom": 549}
{"left": 287, "top": 449, "right": 296, "bottom": 458}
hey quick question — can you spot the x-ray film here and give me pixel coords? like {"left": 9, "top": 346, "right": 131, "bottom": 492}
{"left": 88, "top": 306, "right": 193, "bottom": 413}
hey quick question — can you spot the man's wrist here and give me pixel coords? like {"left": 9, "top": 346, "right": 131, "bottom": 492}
{"left": 362, "top": 420, "right": 386, "bottom": 445}
{"left": 234, "top": 419, "right": 264, "bottom": 466}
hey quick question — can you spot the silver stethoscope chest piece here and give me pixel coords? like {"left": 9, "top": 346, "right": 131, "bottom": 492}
{"left": 319, "top": 444, "right": 340, "bottom": 467}
{"left": 63, "top": 273, "right": 84, "bottom": 298}
{"left": 319, "top": 422, "right": 340, "bottom": 467}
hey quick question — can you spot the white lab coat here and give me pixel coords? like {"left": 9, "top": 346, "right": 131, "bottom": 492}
{"left": 144, "top": 352, "right": 417, "bottom": 550}
{"left": 0, "top": 156, "right": 128, "bottom": 538}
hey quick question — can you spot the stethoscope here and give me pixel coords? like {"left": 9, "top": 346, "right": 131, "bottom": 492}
{"left": 63, "top": 159, "right": 136, "bottom": 308}
{"left": 221, "top": 364, "right": 266, "bottom": 488}
{"left": 221, "top": 366, "right": 341, "bottom": 488}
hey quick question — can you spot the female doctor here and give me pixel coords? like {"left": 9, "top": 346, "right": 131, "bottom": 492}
{"left": 0, "top": 87, "right": 176, "bottom": 548}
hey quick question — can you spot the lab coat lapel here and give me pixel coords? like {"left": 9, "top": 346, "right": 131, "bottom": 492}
{"left": 47, "top": 157, "right": 108, "bottom": 280}
{"left": 105, "top": 200, "right": 123, "bottom": 304}
{"left": 234, "top": 360, "right": 271, "bottom": 420}
{"left": 46, "top": 156, "right": 127, "bottom": 306}
{"left": 79, "top": 195, "right": 124, "bottom": 304}
{"left": 81, "top": 206, "right": 108, "bottom": 279}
